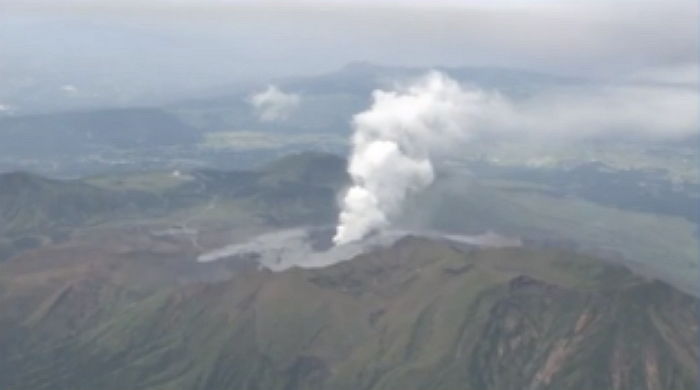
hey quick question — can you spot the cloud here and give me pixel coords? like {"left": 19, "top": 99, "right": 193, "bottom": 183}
{"left": 625, "top": 63, "right": 699, "bottom": 87}
{"left": 488, "top": 83, "right": 699, "bottom": 141}
{"left": 3, "top": 0, "right": 696, "bottom": 81}
{"left": 0, "top": 104, "right": 16, "bottom": 114}
{"left": 334, "top": 72, "right": 473, "bottom": 244}
{"left": 249, "top": 85, "right": 301, "bottom": 122}
{"left": 61, "top": 84, "right": 79, "bottom": 96}
{"left": 334, "top": 70, "right": 699, "bottom": 244}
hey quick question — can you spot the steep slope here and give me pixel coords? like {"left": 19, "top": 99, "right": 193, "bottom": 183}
{"left": 1, "top": 237, "right": 696, "bottom": 390}
{"left": 0, "top": 172, "right": 167, "bottom": 263}
{"left": 0, "top": 172, "right": 167, "bottom": 236}
{"left": 0, "top": 152, "right": 347, "bottom": 261}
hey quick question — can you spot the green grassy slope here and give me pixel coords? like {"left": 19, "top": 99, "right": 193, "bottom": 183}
{"left": 401, "top": 176, "right": 700, "bottom": 295}
{"left": 1, "top": 238, "right": 696, "bottom": 390}
{"left": 0, "top": 152, "right": 347, "bottom": 262}
{"left": 0, "top": 172, "right": 167, "bottom": 235}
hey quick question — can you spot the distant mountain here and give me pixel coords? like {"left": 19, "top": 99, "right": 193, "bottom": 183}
{"left": 191, "top": 152, "right": 347, "bottom": 226}
{"left": 1, "top": 152, "right": 345, "bottom": 231}
{"left": 0, "top": 236, "right": 696, "bottom": 390}
{"left": 0, "top": 170, "right": 177, "bottom": 262}
{"left": 0, "top": 152, "right": 347, "bottom": 260}
{"left": 0, "top": 171, "right": 164, "bottom": 236}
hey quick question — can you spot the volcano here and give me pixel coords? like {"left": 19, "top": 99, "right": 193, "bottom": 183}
{"left": 1, "top": 235, "right": 697, "bottom": 390}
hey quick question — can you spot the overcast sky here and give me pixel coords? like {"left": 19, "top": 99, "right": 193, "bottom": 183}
{"left": 1, "top": 0, "right": 697, "bottom": 108}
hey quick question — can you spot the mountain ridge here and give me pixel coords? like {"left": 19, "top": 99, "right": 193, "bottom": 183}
{"left": 0, "top": 236, "right": 697, "bottom": 390}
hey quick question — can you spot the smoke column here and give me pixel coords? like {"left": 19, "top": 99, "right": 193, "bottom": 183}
{"left": 333, "top": 71, "right": 493, "bottom": 245}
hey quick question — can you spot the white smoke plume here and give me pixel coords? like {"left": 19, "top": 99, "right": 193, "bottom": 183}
{"left": 249, "top": 85, "right": 301, "bottom": 122}
{"left": 334, "top": 70, "right": 699, "bottom": 245}
{"left": 333, "top": 72, "right": 498, "bottom": 245}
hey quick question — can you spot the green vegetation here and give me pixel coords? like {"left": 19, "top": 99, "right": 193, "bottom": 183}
{"left": 0, "top": 152, "right": 346, "bottom": 261}
{"left": 0, "top": 152, "right": 697, "bottom": 389}
{"left": 402, "top": 176, "right": 700, "bottom": 295}
{"left": 0, "top": 237, "right": 696, "bottom": 390}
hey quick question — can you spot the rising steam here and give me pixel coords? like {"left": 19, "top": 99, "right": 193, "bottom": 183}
{"left": 250, "top": 85, "right": 301, "bottom": 122}
{"left": 333, "top": 70, "right": 699, "bottom": 245}
{"left": 333, "top": 72, "right": 496, "bottom": 245}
